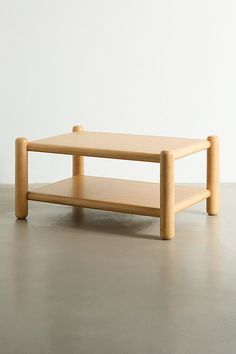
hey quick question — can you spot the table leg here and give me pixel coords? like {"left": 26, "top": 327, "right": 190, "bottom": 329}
{"left": 15, "top": 137, "right": 28, "bottom": 219}
{"left": 160, "top": 151, "right": 175, "bottom": 239}
{"left": 72, "top": 125, "right": 84, "bottom": 176}
{"left": 207, "top": 136, "right": 219, "bottom": 215}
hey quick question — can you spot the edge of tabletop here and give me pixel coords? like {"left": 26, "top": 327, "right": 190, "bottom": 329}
{"left": 173, "top": 139, "right": 210, "bottom": 159}
{"left": 27, "top": 143, "right": 161, "bottom": 162}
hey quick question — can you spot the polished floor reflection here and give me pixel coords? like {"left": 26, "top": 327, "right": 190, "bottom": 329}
{"left": 0, "top": 184, "right": 235, "bottom": 354}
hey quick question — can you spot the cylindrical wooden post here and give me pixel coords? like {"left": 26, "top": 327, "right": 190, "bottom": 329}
{"left": 72, "top": 125, "right": 84, "bottom": 176}
{"left": 207, "top": 136, "right": 219, "bottom": 215}
{"left": 15, "top": 137, "right": 28, "bottom": 219}
{"left": 160, "top": 151, "right": 175, "bottom": 240}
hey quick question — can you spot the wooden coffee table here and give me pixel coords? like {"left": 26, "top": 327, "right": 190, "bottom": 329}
{"left": 15, "top": 126, "right": 219, "bottom": 239}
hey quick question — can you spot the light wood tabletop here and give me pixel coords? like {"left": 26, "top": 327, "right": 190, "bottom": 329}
{"left": 27, "top": 131, "right": 210, "bottom": 162}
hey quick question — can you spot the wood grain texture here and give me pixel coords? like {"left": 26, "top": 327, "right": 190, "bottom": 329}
{"left": 72, "top": 125, "right": 84, "bottom": 176}
{"left": 160, "top": 151, "right": 175, "bottom": 240}
{"left": 207, "top": 136, "right": 219, "bottom": 215}
{"left": 28, "top": 176, "right": 209, "bottom": 219}
{"left": 15, "top": 138, "right": 28, "bottom": 219}
{"left": 27, "top": 131, "right": 210, "bottom": 162}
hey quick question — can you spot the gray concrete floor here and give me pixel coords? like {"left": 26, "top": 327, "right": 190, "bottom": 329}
{"left": 0, "top": 184, "right": 236, "bottom": 354}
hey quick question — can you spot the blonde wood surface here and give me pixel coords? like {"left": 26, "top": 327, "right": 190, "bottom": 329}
{"left": 27, "top": 131, "right": 210, "bottom": 162}
{"left": 15, "top": 138, "right": 28, "bottom": 219}
{"left": 72, "top": 125, "right": 84, "bottom": 176}
{"left": 175, "top": 188, "right": 210, "bottom": 212}
{"left": 28, "top": 176, "right": 209, "bottom": 219}
{"left": 16, "top": 129, "right": 217, "bottom": 239}
{"left": 207, "top": 136, "right": 219, "bottom": 215}
{"left": 160, "top": 151, "right": 175, "bottom": 240}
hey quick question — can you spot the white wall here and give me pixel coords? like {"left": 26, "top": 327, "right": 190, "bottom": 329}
{"left": 0, "top": 0, "right": 235, "bottom": 183}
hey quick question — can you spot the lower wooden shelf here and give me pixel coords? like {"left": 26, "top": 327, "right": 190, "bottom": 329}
{"left": 28, "top": 176, "right": 210, "bottom": 217}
